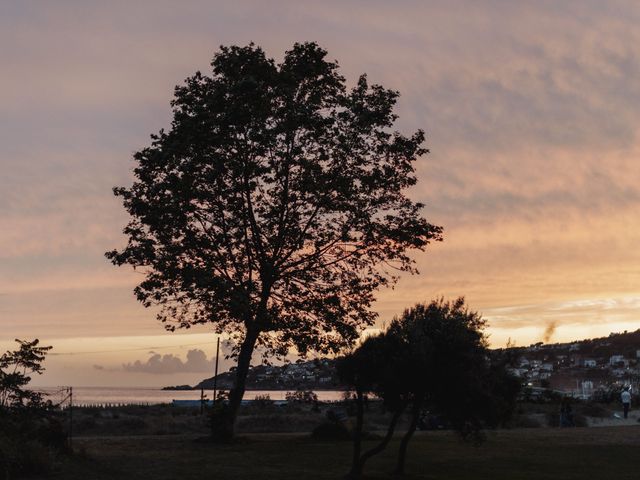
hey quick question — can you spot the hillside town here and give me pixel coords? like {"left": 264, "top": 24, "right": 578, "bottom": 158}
{"left": 507, "top": 330, "right": 640, "bottom": 399}
{"left": 168, "top": 358, "right": 343, "bottom": 392}
{"left": 164, "top": 330, "right": 640, "bottom": 399}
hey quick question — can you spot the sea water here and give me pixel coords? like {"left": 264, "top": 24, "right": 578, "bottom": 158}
{"left": 38, "top": 387, "right": 347, "bottom": 406}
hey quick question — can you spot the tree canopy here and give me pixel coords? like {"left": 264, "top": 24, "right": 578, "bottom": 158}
{"left": 0, "top": 339, "right": 69, "bottom": 477}
{"left": 107, "top": 41, "right": 442, "bottom": 437}
{"left": 339, "top": 298, "right": 520, "bottom": 478}
{"left": 0, "top": 339, "right": 52, "bottom": 411}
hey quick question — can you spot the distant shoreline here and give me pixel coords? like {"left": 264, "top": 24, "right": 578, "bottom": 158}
{"left": 162, "top": 385, "right": 347, "bottom": 391}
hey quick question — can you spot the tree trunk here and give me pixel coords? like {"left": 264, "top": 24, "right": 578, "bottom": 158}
{"left": 212, "top": 327, "right": 259, "bottom": 441}
{"left": 394, "top": 401, "right": 421, "bottom": 476}
{"left": 349, "top": 390, "right": 364, "bottom": 477}
{"left": 348, "top": 401, "right": 406, "bottom": 479}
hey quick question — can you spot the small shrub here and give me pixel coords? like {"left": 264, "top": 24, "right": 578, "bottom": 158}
{"left": 285, "top": 390, "right": 318, "bottom": 404}
{"left": 252, "top": 394, "right": 274, "bottom": 409}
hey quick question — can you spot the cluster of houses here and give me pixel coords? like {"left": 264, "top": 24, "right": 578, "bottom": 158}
{"left": 509, "top": 337, "right": 640, "bottom": 399}
{"left": 195, "top": 358, "right": 340, "bottom": 391}
{"left": 250, "top": 360, "right": 336, "bottom": 387}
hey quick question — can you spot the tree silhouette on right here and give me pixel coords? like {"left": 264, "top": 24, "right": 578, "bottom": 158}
{"left": 339, "top": 298, "right": 520, "bottom": 478}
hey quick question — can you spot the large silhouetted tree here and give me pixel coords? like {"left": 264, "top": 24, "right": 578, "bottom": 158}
{"left": 106, "top": 42, "right": 442, "bottom": 439}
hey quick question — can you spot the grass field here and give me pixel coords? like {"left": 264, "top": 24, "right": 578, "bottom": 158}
{"left": 52, "top": 426, "right": 640, "bottom": 479}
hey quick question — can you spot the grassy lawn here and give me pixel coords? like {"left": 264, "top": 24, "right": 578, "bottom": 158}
{"left": 51, "top": 426, "right": 640, "bottom": 479}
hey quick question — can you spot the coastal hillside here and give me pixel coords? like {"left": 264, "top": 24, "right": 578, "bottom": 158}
{"left": 165, "top": 358, "right": 342, "bottom": 391}
{"left": 165, "top": 329, "right": 640, "bottom": 394}
{"left": 504, "top": 329, "right": 640, "bottom": 394}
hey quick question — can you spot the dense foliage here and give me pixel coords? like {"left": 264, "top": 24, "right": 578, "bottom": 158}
{"left": 107, "top": 41, "right": 441, "bottom": 438}
{"left": 0, "top": 339, "right": 66, "bottom": 478}
{"left": 338, "top": 299, "right": 520, "bottom": 478}
{"left": 0, "top": 339, "right": 51, "bottom": 411}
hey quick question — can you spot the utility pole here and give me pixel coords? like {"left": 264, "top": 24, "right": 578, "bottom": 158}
{"left": 213, "top": 336, "right": 220, "bottom": 404}
{"left": 68, "top": 386, "right": 73, "bottom": 450}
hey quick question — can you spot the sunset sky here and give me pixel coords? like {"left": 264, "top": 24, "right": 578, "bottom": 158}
{"left": 2, "top": 1, "right": 640, "bottom": 387}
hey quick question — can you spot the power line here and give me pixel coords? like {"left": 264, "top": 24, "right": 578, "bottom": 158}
{"left": 48, "top": 340, "right": 221, "bottom": 356}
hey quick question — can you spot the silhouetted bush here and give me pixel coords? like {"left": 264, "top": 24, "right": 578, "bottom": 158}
{"left": 0, "top": 340, "right": 67, "bottom": 478}
{"left": 252, "top": 394, "right": 274, "bottom": 410}
{"left": 285, "top": 390, "right": 318, "bottom": 404}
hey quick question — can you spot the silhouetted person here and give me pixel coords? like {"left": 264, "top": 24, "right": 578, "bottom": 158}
{"left": 621, "top": 387, "right": 631, "bottom": 419}
{"left": 560, "top": 397, "right": 574, "bottom": 427}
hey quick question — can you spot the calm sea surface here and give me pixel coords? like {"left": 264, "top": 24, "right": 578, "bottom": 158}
{"left": 39, "top": 387, "right": 346, "bottom": 406}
